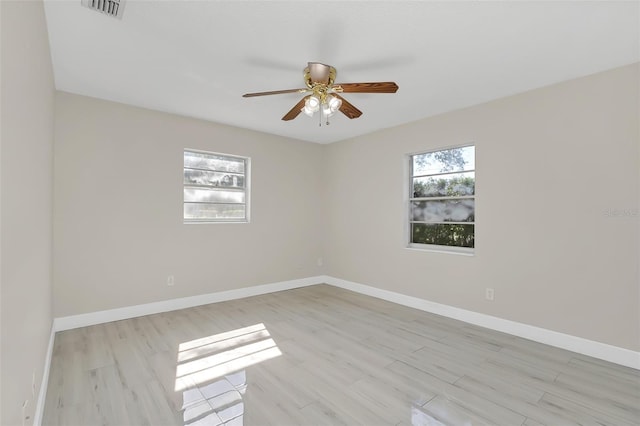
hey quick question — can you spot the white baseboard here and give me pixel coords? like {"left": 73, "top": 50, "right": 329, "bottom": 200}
{"left": 54, "top": 276, "right": 324, "bottom": 332}
{"left": 50, "top": 274, "right": 639, "bottom": 370}
{"left": 325, "top": 276, "right": 640, "bottom": 370}
{"left": 33, "top": 323, "right": 56, "bottom": 426}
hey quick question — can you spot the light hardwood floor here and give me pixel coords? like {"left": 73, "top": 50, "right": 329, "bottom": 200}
{"left": 43, "top": 284, "right": 640, "bottom": 425}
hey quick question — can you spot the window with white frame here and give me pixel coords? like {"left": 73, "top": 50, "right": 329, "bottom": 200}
{"left": 409, "top": 145, "right": 475, "bottom": 251}
{"left": 183, "top": 150, "right": 250, "bottom": 223}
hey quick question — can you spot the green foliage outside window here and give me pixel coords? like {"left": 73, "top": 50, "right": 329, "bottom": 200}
{"left": 412, "top": 223, "right": 475, "bottom": 248}
{"left": 410, "top": 145, "right": 475, "bottom": 250}
{"left": 413, "top": 176, "right": 475, "bottom": 198}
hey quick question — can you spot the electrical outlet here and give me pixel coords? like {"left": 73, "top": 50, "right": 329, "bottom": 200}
{"left": 167, "top": 275, "right": 175, "bottom": 286}
{"left": 317, "top": 257, "right": 323, "bottom": 267}
{"left": 485, "top": 288, "right": 495, "bottom": 301}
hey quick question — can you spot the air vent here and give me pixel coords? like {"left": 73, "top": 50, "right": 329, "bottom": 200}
{"left": 81, "top": 0, "right": 125, "bottom": 19}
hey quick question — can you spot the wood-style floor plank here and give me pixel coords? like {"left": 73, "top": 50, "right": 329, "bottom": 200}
{"left": 42, "top": 284, "right": 640, "bottom": 425}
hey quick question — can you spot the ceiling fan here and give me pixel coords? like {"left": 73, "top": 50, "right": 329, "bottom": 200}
{"left": 242, "top": 62, "right": 399, "bottom": 125}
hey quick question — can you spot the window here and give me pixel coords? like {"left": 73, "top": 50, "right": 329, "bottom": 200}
{"left": 409, "top": 145, "right": 475, "bottom": 252}
{"left": 183, "top": 149, "right": 250, "bottom": 223}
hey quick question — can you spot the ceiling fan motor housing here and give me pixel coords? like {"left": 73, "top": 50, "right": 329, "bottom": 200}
{"left": 304, "top": 62, "right": 336, "bottom": 87}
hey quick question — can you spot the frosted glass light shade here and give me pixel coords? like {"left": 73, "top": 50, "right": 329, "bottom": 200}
{"left": 305, "top": 95, "right": 320, "bottom": 111}
{"left": 322, "top": 105, "right": 334, "bottom": 117}
{"left": 303, "top": 95, "right": 320, "bottom": 116}
{"left": 328, "top": 95, "right": 342, "bottom": 112}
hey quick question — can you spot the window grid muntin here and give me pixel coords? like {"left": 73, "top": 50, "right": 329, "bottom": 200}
{"left": 409, "top": 144, "right": 475, "bottom": 250}
{"left": 184, "top": 149, "right": 249, "bottom": 223}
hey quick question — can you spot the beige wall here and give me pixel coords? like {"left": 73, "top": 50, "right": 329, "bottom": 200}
{"left": 0, "top": 5, "right": 636, "bottom": 421}
{"left": 324, "top": 64, "right": 640, "bottom": 351}
{"left": 1, "top": 1, "right": 55, "bottom": 424}
{"left": 53, "top": 66, "right": 638, "bottom": 351}
{"left": 53, "top": 93, "right": 325, "bottom": 317}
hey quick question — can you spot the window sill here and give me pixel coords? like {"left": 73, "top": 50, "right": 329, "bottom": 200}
{"left": 405, "top": 244, "right": 474, "bottom": 256}
{"left": 184, "top": 220, "right": 249, "bottom": 225}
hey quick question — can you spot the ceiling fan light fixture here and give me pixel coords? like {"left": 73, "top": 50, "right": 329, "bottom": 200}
{"left": 322, "top": 104, "right": 333, "bottom": 117}
{"left": 303, "top": 96, "right": 320, "bottom": 116}
{"left": 304, "top": 95, "right": 320, "bottom": 112}
{"left": 328, "top": 95, "right": 342, "bottom": 113}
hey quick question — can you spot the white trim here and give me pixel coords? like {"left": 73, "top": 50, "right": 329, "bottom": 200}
{"left": 49, "top": 275, "right": 638, "bottom": 370}
{"left": 406, "top": 142, "right": 476, "bottom": 158}
{"left": 37, "top": 275, "right": 637, "bottom": 426}
{"left": 324, "top": 276, "right": 640, "bottom": 370}
{"left": 33, "top": 323, "right": 56, "bottom": 426}
{"left": 407, "top": 144, "right": 476, "bottom": 255}
{"left": 406, "top": 244, "right": 475, "bottom": 256}
{"left": 54, "top": 276, "right": 323, "bottom": 331}
{"left": 183, "top": 149, "right": 251, "bottom": 224}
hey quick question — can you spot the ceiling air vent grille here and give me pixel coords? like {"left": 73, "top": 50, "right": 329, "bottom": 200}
{"left": 81, "top": 0, "right": 125, "bottom": 19}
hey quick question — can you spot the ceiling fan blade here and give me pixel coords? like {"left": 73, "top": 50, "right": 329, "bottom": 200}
{"left": 243, "top": 88, "right": 307, "bottom": 98}
{"left": 282, "top": 97, "right": 307, "bottom": 121}
{"left": 334, "top": 94, "right": 362, "bottom": 119}
{"left": 335, "top": 82, "right": 399, "bottom": 93}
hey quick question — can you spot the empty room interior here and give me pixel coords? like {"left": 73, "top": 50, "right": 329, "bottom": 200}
{"left": 1, "top": 1, "right": 639, "bottom": 425}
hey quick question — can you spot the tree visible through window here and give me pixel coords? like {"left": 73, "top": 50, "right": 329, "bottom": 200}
{"left": 184, "top": 150, "right": 250, "bottom": 223}
{"left": 409, "top": 145, "right": 475, "bottom": 250}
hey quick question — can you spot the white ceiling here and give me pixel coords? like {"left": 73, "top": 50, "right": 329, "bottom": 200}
{"left": 43, "top": 1, "right": 639, "bottom": 144}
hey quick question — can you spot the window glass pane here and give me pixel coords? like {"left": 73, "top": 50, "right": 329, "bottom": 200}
{"left": 184, "top": 188, "right": 245, "bottom": 204}
{"left": 413, "top": 172, "right": 475, "bottom": 198}
{"left": 412, "top": 223, "right": 475, "bottom": 248}
{"left": 184, "top": 169, "right": 245, "bottom": 188}
{"left": 184, "top": 151, "right": 245, "bottom": 173}
{"left": 412, "top": 146, "right": 474, "bottom": 175}
{"left": 184, "top": 150, "right": 249, "bottom": 223}
{"left": 184, "top": 203, "right": 246, "bottom": 220}
{"left": 411, "top": 199, "right": 474, "bottom": 222}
